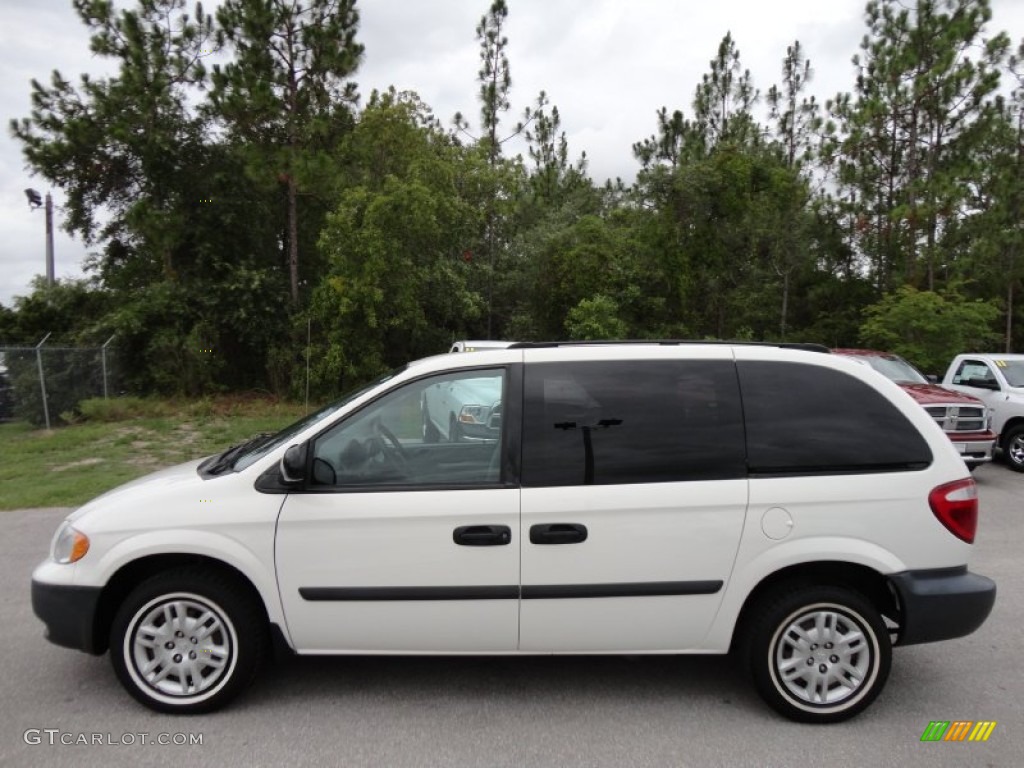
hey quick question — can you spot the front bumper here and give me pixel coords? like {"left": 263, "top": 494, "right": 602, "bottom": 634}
{"left": 949, "top": 433, "right": 996, "bottom": 466}
{"left": 31, "top": 579, "right": 103, "bottom": 654}
{"left": 889, "top": 567, "right": 996, "bottom": 646}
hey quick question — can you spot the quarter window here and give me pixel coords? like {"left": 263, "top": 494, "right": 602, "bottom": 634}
{"left": 522, "top": 360, "right": 746, "bottom": 486}
{"left": 738, "top": 361, "right": 932, "bottom": 475}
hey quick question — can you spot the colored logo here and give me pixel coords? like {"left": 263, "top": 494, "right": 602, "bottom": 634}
{"left": 921, "top": 721, "right": 996, "bottom": 742}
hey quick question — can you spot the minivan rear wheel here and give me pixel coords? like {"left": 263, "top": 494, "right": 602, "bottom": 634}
{"left": 746, "top": 585, "right": 891, "bottom": 723}
{"left": 110, "top": 566, "right": 267, "bottom": 714}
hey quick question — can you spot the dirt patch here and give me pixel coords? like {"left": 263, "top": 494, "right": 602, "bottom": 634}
{"left": 125, "top": 455, "right": 164, "bottom": 468}
{"left": 172, "top": 422, "right": 203, "bottom": 446}
{"left": 51, "top": 457, "right": 104, "bottom": 472}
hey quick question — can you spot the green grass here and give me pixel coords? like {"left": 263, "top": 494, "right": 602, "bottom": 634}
{"left": 0, "top": 396, "right": 309, "bottom": 510}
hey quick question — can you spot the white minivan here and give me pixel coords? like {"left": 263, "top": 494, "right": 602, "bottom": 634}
{"left": 31, "top": 342, "right": 995, "bottom": 722}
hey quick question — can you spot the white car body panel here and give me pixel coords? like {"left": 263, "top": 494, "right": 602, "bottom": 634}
{"left": 33, "top": 343, "right": 979, "bottom": 658}
{"left": 275, "top": 489, "right": 520, "bottom": 652}
{"left": 520, "top": 481, "right": 747, "bottom": 651}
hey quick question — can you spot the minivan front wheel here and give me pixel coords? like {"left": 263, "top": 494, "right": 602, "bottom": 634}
{"left": 747, "top": 585, "right": 891, "bottom": 723}
{"left": 1003, "top": 425, "right": 1024, "bottom": 472}
{"left": 110, "top": 567, "right": 266, "bottom": 713}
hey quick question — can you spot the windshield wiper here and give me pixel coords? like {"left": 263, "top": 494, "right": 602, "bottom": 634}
{"left": 201, "top": 432, "right": 275, "bottom": 475}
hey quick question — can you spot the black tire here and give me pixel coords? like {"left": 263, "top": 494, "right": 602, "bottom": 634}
{"left": 1003, "top": 425, "right": 1024, "bottom": 473}
{"left": 744, "top": 584, "right": 891, "bottom": 723}
{"left": 110, "top": 566, "right": 267, "bottom": 714}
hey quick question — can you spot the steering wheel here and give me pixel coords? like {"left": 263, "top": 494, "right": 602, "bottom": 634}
{"left": 375, "top": 419, "right": 409, "bottom": 472}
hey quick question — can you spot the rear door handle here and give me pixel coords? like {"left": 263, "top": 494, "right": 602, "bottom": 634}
{"left": 453, "top": 525, "right": 511, "bottom": 546}
{"left": 529, "top": 523, "right": 588, "bottom": 545}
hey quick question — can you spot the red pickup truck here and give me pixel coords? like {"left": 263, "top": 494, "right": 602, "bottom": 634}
{"left": 833, "top": 349, "right": 996, "bottom": 470}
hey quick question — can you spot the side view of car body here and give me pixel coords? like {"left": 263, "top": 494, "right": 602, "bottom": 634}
{"left": 833, "top": 349, "right": 996, "bottom": 470}
{"left": 31, "top": 342, "right": 995, "bottom": 723}
{"left": 943, "top": 353, "right": 1024, "bottom": 472}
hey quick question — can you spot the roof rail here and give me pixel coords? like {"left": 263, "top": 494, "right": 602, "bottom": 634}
{"left": 506, "top": 340, "right": 831, "bottom": 353}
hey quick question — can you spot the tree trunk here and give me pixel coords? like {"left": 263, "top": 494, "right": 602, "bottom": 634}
{"left": 288, "top": 175, "right": 299, "bottom": 304}
{"left": 1009, "top": 277, "right": 1015, "bottom": 354}
{"left": 780, "top": 270, "right": 790, "bottom": 340}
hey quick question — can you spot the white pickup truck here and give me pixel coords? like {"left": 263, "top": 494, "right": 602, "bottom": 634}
{"left": 942, "top": 353, "right": 1024, "bottom": 472}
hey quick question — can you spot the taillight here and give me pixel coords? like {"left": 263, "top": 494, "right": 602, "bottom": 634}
{"left": 928, "top": 478, "right": 978, "bottom": 543}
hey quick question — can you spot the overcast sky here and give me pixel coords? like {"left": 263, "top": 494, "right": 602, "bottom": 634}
{"left": 2, "top": 0, "right": 1022, "bottom": 311}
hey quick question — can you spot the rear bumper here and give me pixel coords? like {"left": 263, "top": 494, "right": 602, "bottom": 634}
{"left": 889, "top": 567, "right": 996, "bottom": 646}
{"left": 31, "top": 579, "right": 103, "bottom": 654}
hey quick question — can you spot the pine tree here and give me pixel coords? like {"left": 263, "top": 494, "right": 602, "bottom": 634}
{"left": 211, "top": 0, "right": 364, "bottom": 305}
{"left": 830, "top": 0, "right": 1009, "bottom": 291}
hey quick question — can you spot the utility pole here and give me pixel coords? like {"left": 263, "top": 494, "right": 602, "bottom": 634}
{"left": 24, "top": 188, "right": 55, "bottom": 285}
{"left": 45, "top": 192, "right": 54, "bottom": 286}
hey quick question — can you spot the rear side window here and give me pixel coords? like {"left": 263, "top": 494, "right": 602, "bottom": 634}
{"left": 522, "top": 360, "right": 746, "bottom": 486}
{"left": 738, "top": 361, "right": 932, "bottom": 475}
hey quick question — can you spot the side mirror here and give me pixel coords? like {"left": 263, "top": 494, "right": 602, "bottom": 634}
{"left": 926, "top": 374, "right": 938, "bottom": 384}
{"left": 966, "top": 377, "right": 999, "bottom": 391}
{"left": 280, "top": 443, "right": 308, "bottom": 484}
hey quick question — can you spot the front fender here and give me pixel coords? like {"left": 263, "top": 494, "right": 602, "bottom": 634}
{"left": 77, "top": 529, "right": 287, "bottom": 629}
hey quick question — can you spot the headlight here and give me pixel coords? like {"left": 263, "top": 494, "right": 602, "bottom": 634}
{"left": 459, "top": 405, "right": 486, "bottom": 424}
{"left": 51, "top": 522, "right": 90, "bottom": 564}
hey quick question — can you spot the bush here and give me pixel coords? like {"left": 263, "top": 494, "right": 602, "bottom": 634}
{"left": 6, "top": 348, "right": 108, "bottom": 427}
{"left": 859, "top": 286, "right": 1001, "bottom": 373}
{"left": 78, "top": 396, "right": 165, "bottom": 422}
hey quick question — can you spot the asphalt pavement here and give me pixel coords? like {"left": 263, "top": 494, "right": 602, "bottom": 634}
{"left": 1, "top": 464, "right": 1022, "bottom": 767}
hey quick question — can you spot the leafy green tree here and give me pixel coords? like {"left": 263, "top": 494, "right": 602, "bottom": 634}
{"left": 212, "top": 0, "right": 364, "bottom": 305}
{"left": 454, "top": 0, "right": 512, "bottom": 165}
{"left": 766, "top": 41, "right": 820, "bottom": 170}
{"left": 522, "top": 91, "right": 589, "bottom": 210}
{"left": 859, "top": 285, "right": 1001, "bottom": 372}
{"left": 451, "top": 0, "right": 521, "bottom": 337}
{"left": 11, "top": 0, "right": 215, "bottom": 273}
{"left": 0, "top": 278, "right": 116, "bottom": 425}
{"left": 565, "top": 295, "right": 628, "bottom": 340}
{"left": 951, "top": 40, "right": 1024, "bottom": 351}
{"left": 308, "top": 91, "right": 481, "bottom": 392}
{"left": 828, "top": 0, "right": 1009, "bottom": 292}
{"left": 692, "top": 32, "right": 760, "bottom": 151}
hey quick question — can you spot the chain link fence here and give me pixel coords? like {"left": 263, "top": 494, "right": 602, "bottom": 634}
{"left": 0, "top": 337, "right": 122, "bottom": 429}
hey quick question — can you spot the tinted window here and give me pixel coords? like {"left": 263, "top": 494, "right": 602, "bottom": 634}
{"left": 522, "top": 360, "right": 746, "bottom": 486}
{"left": 738, "top": 361, "right": 932, "bottom": 475}
{"left": 311, "top": 369, "right": 506, "bottom": 488}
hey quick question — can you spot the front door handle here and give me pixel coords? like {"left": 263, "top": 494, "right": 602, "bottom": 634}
{"left": 453, "top": 525, "right": 511, "bottom": 546}
{"left": 529, "top": 523, "right": 588, "bottom": 545}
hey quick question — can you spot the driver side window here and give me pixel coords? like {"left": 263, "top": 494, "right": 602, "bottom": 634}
{"left": 954, "top": 360, "right": 997, "bottom": 388}
{"left": 311, "top": 369, "right": 506, "bottom": 489}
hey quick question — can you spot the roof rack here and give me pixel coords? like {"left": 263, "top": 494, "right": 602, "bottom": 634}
{"left": 506, "top": 340, "right": 831, "bottom": 353}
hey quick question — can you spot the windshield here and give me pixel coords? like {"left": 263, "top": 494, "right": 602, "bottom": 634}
{"left": 230, "top": 369, "right": 402, "bottom": 472}
{"left": 995, "top": 360, "right": 1024, "bottom": 388}
{"left": 850, "top": 355, "right": 928, "bottom": 384}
